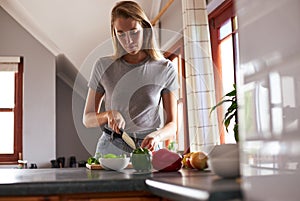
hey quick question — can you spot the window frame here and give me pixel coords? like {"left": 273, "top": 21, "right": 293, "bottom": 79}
{"left": 0, "top": 57, "right": 23, "bottom": 164}
{"left": 164, "top": 38, "right": 190, "bottom": 152}
{"left": 209, "top": 0, "right": 238, "bottom": 143}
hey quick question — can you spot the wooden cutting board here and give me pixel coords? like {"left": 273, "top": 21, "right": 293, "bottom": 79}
{"left": 86, "top": 163, "right": 133, "bottom": 170}
{"left": 86, "top": 163, "right": 104, "bottom": 170}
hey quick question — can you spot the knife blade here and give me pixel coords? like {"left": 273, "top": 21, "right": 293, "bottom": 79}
{"left": 120, "top": 129, "right": 136, "bottom": 150}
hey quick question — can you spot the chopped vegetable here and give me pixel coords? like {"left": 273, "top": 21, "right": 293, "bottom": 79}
{"left": 131, "top": 148, "right": 151, "bottom": 172}
{"left": 87, "top": 153, "right": 126, "bottom": 165}
{"left": 103, "top": 153, "right": 118, "bottom": 158}
{"left": 87, "top": 157, "right": 99, "bottom": 165}
{"left": 132, "top": 147, "right": 149, "bottom": 154}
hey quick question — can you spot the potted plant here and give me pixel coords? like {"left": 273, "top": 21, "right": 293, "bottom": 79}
{"left": 210, "top": 84, "right": 238, "bottom": 142}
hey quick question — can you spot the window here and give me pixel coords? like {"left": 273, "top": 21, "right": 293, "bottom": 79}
{"left": 0, "top": 57, "right": 23, "bottom": 163}
{"left": 164, "top": 39, "right": 189, "bottom": 152}
{"left": 209, "top": 0, "right": 238, "bottom": 143}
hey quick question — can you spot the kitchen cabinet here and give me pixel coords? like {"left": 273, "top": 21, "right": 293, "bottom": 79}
{"left": 60, "top": 192, "right": 162, "bottom": 201}
{"left": 67, "top": 199, "right": 159, "bottom": 201}
{"left": 0, "top": 192, "right": 162, "bottom": 201}
{"left": 0, "top": 196, "right": 59, "bottom": 201}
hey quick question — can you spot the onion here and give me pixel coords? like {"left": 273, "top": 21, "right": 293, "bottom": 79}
{"left": 189, "top": 152, "right": 208, "bottom": 170}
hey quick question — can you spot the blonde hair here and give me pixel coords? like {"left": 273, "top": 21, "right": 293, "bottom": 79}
{"left": 111, "top": 1, "right": 163, "bottom": 60}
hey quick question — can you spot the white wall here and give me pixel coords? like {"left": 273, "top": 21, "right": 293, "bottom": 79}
{"left": 159, "top": 0, "right": 183, "bottom": 50}
{"left": 0, "top": 7, "right": 56, "bottom": 168}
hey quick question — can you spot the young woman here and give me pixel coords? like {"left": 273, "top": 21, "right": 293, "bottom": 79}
{"left": 83, "top": 1, "right": 178, "bottom": 156}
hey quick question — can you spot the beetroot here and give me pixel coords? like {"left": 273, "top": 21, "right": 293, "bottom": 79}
{"left": 152, "top": 148, "right": 182, "bottom": 172}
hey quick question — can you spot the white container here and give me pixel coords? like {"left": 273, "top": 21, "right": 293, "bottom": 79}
{"left": 209, "top": 144, "right": 240, "bottom": 178}
{"left": 99, "top": 157, "right": 130, "bottom": 171}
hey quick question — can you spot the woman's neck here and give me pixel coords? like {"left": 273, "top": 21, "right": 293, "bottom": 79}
{"left": 123, "top": 51, "right": 148, "bottom": 64}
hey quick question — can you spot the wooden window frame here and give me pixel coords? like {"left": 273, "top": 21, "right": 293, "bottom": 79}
{"left": 164, "top": 38, "right": 189, "bottom": 152}
{"left": 0, "top": 57, "right": 23, "bottom": 164}
{"left": 209, "top": 0, "right": 237, "bottom": 143}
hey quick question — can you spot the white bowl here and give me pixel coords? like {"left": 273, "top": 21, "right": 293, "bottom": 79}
{"left": 209, "top": 157, "right": 240, "bottom": 178}
{"left": 208, "top": 144, "right": 240, "bottom": 178}
{"left": 209, "top": 144, "right": 239, "bottom": 159}
{"left": 99, "top": 157, "right": 130, "bottom": 171}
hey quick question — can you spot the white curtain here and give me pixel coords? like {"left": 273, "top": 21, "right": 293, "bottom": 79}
{"left": 182, "top": 0, "right": 220, "bottom": 152}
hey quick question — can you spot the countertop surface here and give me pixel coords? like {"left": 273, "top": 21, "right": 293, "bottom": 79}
{"left": 0, "top": 167, "right": 242, "bottom": 201}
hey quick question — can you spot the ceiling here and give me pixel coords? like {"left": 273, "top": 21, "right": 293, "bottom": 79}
{"left": 0, "top": 0, "right": 162, "bottom": 70}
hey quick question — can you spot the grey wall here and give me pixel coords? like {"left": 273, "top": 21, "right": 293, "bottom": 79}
{"left": 56, "top": 76, "right": 90, "bottom": 163}
{"left": 56, "top": 54, "right": 94, "bottom": 163}
{"left": 0, "top": 6, "right": 96, "bottom": 167}
{"left": 0, "top": 7, "right": 56, "bottom": 167}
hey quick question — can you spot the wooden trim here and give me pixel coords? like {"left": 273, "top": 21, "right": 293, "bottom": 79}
{"left": 0, "top": 57, "right": 23, "bottom": 162}
{"left": 0, "top": 108, "right": 13, "bottom": 112}
{"left": 164, "top": 38, "right": 189, "bottom": 152}
{"left": 209, "top": 0, "right": 234, "bottom": 23}
{"left": 208, "top": 0, "right": 235, "bottom": 144}
{"left": 151, "top": 0, "right": 174, "bottom": 26}
{"left": 15, "top": 57, "right": 23, "bottom": 161}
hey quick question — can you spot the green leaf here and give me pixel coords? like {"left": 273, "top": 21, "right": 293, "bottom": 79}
{"left": 224, "top": 89, "right": 236, "bottom": 97}
{"left": 224, "top": 113, "right": 236, "bottom": 132}
{"left": 234, "top": 124, "right": 239, "bottom": 142}
{"left": 87, "top": 157, "right": 99, "bottom": 165}
{"left": 133, "top": 147, "right": 149, "bottom": 154}
{"left": 210, "top": 83, "right": 239, "bottom": 142}
{"left": 210, "top": 99, "right": 232, "bottom": 115}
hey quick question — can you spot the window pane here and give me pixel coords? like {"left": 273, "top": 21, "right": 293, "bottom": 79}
{"left": 0, "top": 112, "right": 14, "bottom": 154}
{"left": 220, "top": 35, "right": 236, "bottom": 143}
{"left": 0, "top": 72, "right": 15, "bottom": 108}
{"left": 219, "top": 19, "right": 232, "bottom": 40}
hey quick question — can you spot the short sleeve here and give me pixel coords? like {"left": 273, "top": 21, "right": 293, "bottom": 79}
{"left": 88, "top": 59, "right": 105, "bottom": 93}
{"left": 162, "top": 60, "right": 179, "bottom": 93}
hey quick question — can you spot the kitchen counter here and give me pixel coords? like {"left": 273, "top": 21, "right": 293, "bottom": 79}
{"left": 147, "top": 170, "right": 242, "bottom": 201}
{"left": 0, "top": 168, "right": 242, "bottom": 201}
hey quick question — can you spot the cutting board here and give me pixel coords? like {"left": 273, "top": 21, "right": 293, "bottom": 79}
{"left": 86, "top": 163, "right": 105, "bottom": 170}
{"left": 86, "top": 163, "right": 133, "bottom": 170}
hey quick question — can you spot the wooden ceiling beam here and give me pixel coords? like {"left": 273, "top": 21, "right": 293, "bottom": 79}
{"left": 151, "top": 0, "right": 174, "bottom": 26}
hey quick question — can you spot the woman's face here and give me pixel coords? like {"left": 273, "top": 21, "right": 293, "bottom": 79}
{"left": 114, "top": 17, "right": 143, "bottom": 55}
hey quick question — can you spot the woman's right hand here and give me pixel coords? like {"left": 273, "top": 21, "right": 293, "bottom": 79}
{"left": 107, "top": 110, "right": 125, "bottom": 133}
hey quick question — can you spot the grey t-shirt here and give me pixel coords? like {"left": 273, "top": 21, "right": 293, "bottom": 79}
{"left": 88, "top": 56, "right": 178, "bottom": 133}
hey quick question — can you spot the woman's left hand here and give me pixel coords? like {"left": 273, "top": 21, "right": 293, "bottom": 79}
{"left": 141, "top": 131, "right": 161, "bottom": 151}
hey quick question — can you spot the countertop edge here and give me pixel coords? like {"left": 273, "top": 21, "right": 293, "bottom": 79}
{"left": 146, "top": 179, "right": 210, "bottom": 201}
{"left": 0, "top": 179, "right": 148, "bottom": 196}
{"left": 145, "top": 178, "right": 243, "bottom": 201}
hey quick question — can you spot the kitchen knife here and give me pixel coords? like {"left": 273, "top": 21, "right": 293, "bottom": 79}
{"left": 119, "top": 129, "right": 136, "bottom": 150}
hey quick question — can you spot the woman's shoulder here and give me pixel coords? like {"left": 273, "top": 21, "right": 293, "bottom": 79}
{"left": 95, "top": 55, "right": 116, "bottom": 65}
{"left": 151, "top": 57, "right": 174, "bottom": 67}
{"left": 94, "top": 55, "right": 120, "bottom": 70}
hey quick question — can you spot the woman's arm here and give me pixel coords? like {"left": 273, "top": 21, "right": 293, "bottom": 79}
{"left": 141, "top": 91, "right": 178, "bottom": 151}
{"left": 83, "top": 88, "right": 125, "bottom": 132}
{"left": 83, "top": 88, "right": 106, "bottom": 128}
